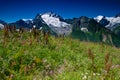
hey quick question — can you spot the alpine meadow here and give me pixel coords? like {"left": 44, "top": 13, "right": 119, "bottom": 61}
{"left": 0, "top": 0, "right": 120, "bottom": 80}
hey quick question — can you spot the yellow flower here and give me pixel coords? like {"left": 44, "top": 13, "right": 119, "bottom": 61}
{"left": 34, "top": 57, "right": 41, "bottom": 63}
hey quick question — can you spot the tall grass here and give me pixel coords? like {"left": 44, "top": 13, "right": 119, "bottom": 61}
{"left": 0, "top": 27, "right": 120, "bottom": 80}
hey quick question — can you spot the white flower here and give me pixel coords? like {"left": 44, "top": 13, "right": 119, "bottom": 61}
{"left": 82, "top": 75, "right": 87, "bottom": 79}
{"left": 81, "top": 73, "right": 84, "bottom": 76}
{"left": 93, "top": 73, "right": 96, "bottom": 76}
{"left": 97, "top": 73, "right": 100, "bottom": 76}
{"left": 93, "top": 73, "right": 100, "bottom": 76}
{"left": 85, "top": 72, "right": 88, "bottom": 75}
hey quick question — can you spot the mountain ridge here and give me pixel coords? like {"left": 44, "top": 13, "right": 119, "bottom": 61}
{"left": 0, "top": 12, "right": 120, "bottom": 47}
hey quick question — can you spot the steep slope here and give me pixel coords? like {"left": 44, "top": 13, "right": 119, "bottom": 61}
{"left": 113, "top": 26, "right": 120, "bottom": 38}
{"left": 33, "top": 13, "right": 57, "bottom": 35}
{"left": 33, "top": 13, "right": 45, "bottom": 28}
{"left": 94, "top": 15, "right": 104, "bottom": 22}
{"left": 41, "top": 12, "right": 72, "bottom": 35}
{"left": 94, "top": 15, "right": 120, "bottom": 30}
{"left": 105, "top": 16, "right": 120, "bottom": 30}
{"left": 94, "top": 16, "right": 110, "bottom": 27}
{"left": 66, "top": 16, "right": 120, "bottom": 47}
{"left": 94, "top": 14, "right": 120, "bottom": 38}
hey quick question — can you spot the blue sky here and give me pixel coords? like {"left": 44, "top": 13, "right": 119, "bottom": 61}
{"left": 0, "top": 0, "right": 120, "bottom": 23}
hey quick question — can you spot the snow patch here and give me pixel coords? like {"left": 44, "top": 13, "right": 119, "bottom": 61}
{"left": 105, "top": 17, "right": 120, "bottom": 29}
{"left": 22, "top": 19, "right": 33, "bottom": 24}
{"left": 94, "top": 15, "right": 120, "bottom": 30}
{"left": 41, "top": 13, "right": 70, "bottom": 28}
{"left": 22, "top": 19, "right": 33, "bottom": 22}
{"left": 81, "top": 28, "right": 88, "bottom": 32}
{"left": 94, "top": 15, "right": 104, "bottom": 22}
{"left": 41, "top": 13, "right": 72, "bottom": 35}
{"left": 0, "top": 23, "right": 4, "bottom": 29}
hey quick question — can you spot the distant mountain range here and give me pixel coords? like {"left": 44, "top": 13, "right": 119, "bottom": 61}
{"left": 0, "top": 12, "right": 120, "bottom": 47}
{"left": 94, "top": 13, "right": 120, "bottom": 38}
{"left": 94, "top": 14, "right": 120, "bottom": 30}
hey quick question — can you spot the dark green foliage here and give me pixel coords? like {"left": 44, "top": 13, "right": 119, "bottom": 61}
{"left": 113, "top": 26, "right": 120, "bottom": 37}
{"left": 68, "top": 16, "right": 120, "bottom": 47}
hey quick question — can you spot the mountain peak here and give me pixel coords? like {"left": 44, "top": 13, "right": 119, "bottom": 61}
{"left": 41, "top": 12, "right": 69, "bottom": 27}
{"left": 42, "top": 12, "right": 56, "bottom": 15}
{"left": 41, "top": 12, "right": 63, "bottom": 20}
{"left": 41, "top": 12, "right": 72, "bottom": 35}
{"left": 94, "top": 15, "right": 105, "bottom": 22}
{"left": 94, "top": 14, "right": 120, "bottom": 30}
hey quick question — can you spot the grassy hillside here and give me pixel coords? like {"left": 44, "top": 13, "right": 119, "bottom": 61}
{"left": 0, "top": 29, "right": 120, "bottom": 80}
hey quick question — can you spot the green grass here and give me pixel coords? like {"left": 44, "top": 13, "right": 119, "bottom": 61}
{"left": 0, "top": 30, "right": 120, "bottom": 80}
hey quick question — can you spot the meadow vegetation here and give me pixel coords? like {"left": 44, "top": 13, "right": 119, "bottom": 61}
{"left": 0, "top": 25, "right": 120, "bottom": 80}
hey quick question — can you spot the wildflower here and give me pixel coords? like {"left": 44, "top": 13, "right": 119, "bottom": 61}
{"left": 88, "top": 49, "right": 94, "bottom": 65}
{"left": 43, "top": 31, "right": 50, "bottom": 44}
{"left": 96, "top": 73, "right": 100, "bottom": 76}
{"left": 82, "top": 75, "right": 87, "bottom": 79}
{"left": 105, "top": 53, "right": 110, "bottom": 64}
{"left": 85, "top": 72, "right": 88, "bottom": 75}
{"left": 105, "top": 61, "right": 112, "bottom": 73}
{"left": 93, "top": 73, "right": 96, "bottom": 76}
{"left": 104, "top": 53, "right": 112, "bottom": 73}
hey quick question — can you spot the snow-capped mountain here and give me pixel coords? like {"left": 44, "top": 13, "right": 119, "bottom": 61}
{"left": 94, "top": 15, "right": 104, "bottom": 22}
{"left": 105, "top": 16, "right": 120, "bottom": 30}
{"left": 0, "top": 20, "right": 7, "bottom": 29}
{"left": 22, "top": 19, "right": 33, "bottom": 24}
{"left": 1, "top": 12, "right": 120, "bottom": 47}
{"left": 94, "top": 15, "right": 120, "bottom": 30}
{"left": 0, "top": 23, "right": 4, "bottom": 29}
{"left": 41, "top": 12, "right": 72, "bottom": 35}
{"left": 41, "top": 12, "right": 68, "bottom": 28}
